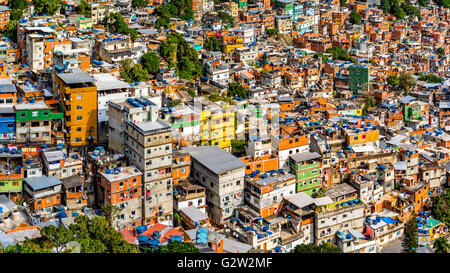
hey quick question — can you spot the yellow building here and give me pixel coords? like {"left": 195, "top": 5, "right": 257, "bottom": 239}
{"left": 344, "top": 126, "right": 379, "bottom": 146}
{"left": 54, "top": 71, "right": 98, "bottom": 146}
{"left": 200, "top": 103, "right": 235, "bottom": 150}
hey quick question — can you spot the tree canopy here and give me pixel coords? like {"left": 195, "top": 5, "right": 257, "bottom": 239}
{"left": 231, "top": 140, "right": 247, "bottom": 157}
{"left": 431, "top": 189, "right": 450, "bottom": 227}
{"left": 77, "top": 0, "right": 91, "bottom": 18}
{"left": 4, "top": 0, "right": 29, "bottom": 42}
{"left": 227, "top": 82, "right": 248, "bottom": 99}
{"left": 387, "top": 74, "right": 400, "bottom": 87}
{"left": 433, "top": 237, "right": 449, "bottom": 253}
{"left": 154, "top": 0, "right": 194, "bottom": 28}
{"left": 160, "top": 33, "right": 203, "bottom": 80}
{"left": 417, "top": 73, "right": 443, "bottom": 83}
{"left": 218, "top": 12, "right": 235, "bottom": 27}
{"left": 313, "top": 53, "right": 330, "bottom": 63}
{"left": 349, "top": 11, "right": 362, "bottom": 24}
{"left": 120, "top": 59, "right": 150, "bottom": 83}
{"left": 104, "top": 13, "right": 139, "bottom": 41}
{"left": 398, "top": 72, "right": 415, "bottom": 95}
{"left": 402, "top": 213, "right": 418, "bottom": 253}
{"left": 204, "top": 36, "right": 223, "bottom": 52}
{"left": 148, "top": 241, "right": 200, "bottom": 253}
{"left": 326, "top": 46, "right": 356, "bottom": 63}
{"left": 34, "top": 0, "right": 62, "bottom": 16}
{"left": 132, "top": 0, "right": 149, "bottom": 8}
{"left": 140, "top": 51, "right": 161, "bottom": 74}
{"left": 1, "top": 216, "right": 139, "bottom": 253}
{"left": 293, "top": 242, "right": 343, "bottom": 253}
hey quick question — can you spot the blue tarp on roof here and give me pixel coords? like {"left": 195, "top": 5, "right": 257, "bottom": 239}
{"left": 381, "top": 217, "right": 397, "bottom": 224}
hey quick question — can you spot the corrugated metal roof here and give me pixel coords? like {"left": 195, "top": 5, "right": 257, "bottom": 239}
{"left": 57, "top": 71, "right": 96, "bottom": 84}
{"left": 183, "top": 146, "right": 246, "bottom": 175}
{"left": 24, "top": 176, "right": 62, "bottom": 191}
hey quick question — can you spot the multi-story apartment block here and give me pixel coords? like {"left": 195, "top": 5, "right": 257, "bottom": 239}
{"left": 108, "top": 97, "right": 159, "bottom": 153}
{"left": 125, "top": 119, "right": 173, "bottom": 226}
{"left": 99, "top": 166, "right": 143, "bottom": 230}
{"left": 54, "top": 70, "right": 98, "bottom": 146}
{"left": 289, "top": 151, "right": 322, "bottom": 196}
{"left": 184, "top": 146, "right": 246, "bottom": 224}
{"left": 15, "top": 100, "right": 63, "bottom": 144}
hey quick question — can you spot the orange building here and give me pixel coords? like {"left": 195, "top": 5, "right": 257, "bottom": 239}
{"left": 23, "top": 176, "right": 63, "bottom": 212}
{"left": 99, "top": 166, "right": 143, "bottom": 230}
{"left": 172, "top": 150, "right": 191, "bottom": 185}
{"left": 0, "top": 6, "right": 10, "bottom": 31}
{"left": 240, "top": 155, "right": 278, "bottom": 175}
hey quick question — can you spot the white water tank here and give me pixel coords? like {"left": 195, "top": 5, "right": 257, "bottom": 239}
{"left": 12, "top": 211, "right": 20, "bottom": 221}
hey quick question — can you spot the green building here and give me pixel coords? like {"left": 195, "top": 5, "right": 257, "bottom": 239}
{"left": 349, "top": 65, "right": 369, "bottom": 93}
{"left": 236, "top": 0, "right": 248, "bottom": 8}
{"left": 15, "top": 100, "right": 63, "bottom": 144}
{"left": 289, "top": 151, "right": 322, "bottom": 196}
{"left": 275, "top": 0, "right": 294, "bottom": 15}
{"left": 0, "top": 152, "right": 24, "bottom": 194}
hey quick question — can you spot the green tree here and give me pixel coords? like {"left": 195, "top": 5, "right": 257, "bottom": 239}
{"left": 204, "top": 36, "right": 223, "bottom": 52}
{"left": 119, "top": 58, "right": 135, "bottom": 83}
{"left": 218, "top": 11, "right": 235, "bottom": 26}
{"left": 141, "top": 51, "right": 161, "bottom": 74}
{"left": 433, "top": 237, "right": 449, "bottom": 253}
{"left": 431, "top": 189, "right": 450, "bottom": 226}
{"left": 109, "top": 13, "right": 139, "bottom": 41}
{"left": 340, "top": 0, "right": 347, "bottom": 6}
{"left": 2, "top": 216, "right": 139, "bottom": 253}
{"left": 418, "top": 74, "right": 443, "bottom": 83}
{"left": 294, "top": 242, "right": 343, "bottom": 253}
{"left": 326, "top": 46, "right": 355, "bottom": 63}
{"left": 266, "top": 28, "right": 279, "bottom": 38}
{"left": 387, "top": 74, "right": 400, "bottom": 87}
{"left": 101, "top": 203, "right": 120, "bottom": 225}
{"left": 130, "top": 63, "right": 150, "bottom": 82}
{"left": 314, "top": 53, "right": 330, "bottom": 63}
{"left": 227, "top": 82, "right": 248, "bottom": 98}
{"left": 40, "top": 225, "right": 74, "bottom": 253}
{"left": 435, "top": 0, "right": 450, "bottom": 8}
{"left": 391, "top": 1, "right": 406, "bottom": 20}
{"left": 402, "top": 213, "right": 418, "bottom": 253}
{"left": 437, "top": 47, "right": 445, "bottom": 56}
{"left": 160, "top": 33, "right": 203, "bottom": 80}
{"left": 349, "top": 11, "right": 362, "bottom": 24}
{"left": 399, "top": 72, "right": 415, "bottom": 95}
{"left": 8, "top": 0, "right": 29, "bottom": 11}
{"left": 231, "top": 140, "right": 247, "bottom": 157}
{"left": 150, "top": 241, "right": 200, "bottom": 253}
{"left": 417, "top": 0, "right": 428, "bottom": 6}
{"left": 380, "top": 0, "right": 390, "bottom": 13}
{"left": 132, "top": 0, "right": 149, "bottom": 8}
{"left": 77, "top": 0, "right": 92, "bottom": 17}
{"left": 34, "top": 0, "right": 62, "bottom": 15}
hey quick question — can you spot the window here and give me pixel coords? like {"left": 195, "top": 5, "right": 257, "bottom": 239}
{"left": 236, "top": 180, "right": 240, "bottom": 185}
{"left": 43, "top": 121, "right": 49, "bottom": 126}
{"left": 32, "top": 111, "right": 38, "bottom": 117}
{"left": 20, "top": 112, "right": 25, "bottom": 117}
{"left": 77, "top": 94, "right": 82, "bottom": 100}
{"left": 43, "top": 111, "right": 48, "bottom": 116}
{"left": 77, "top": 105, "right": 82, "bottom": 110}
{"left": 76, "top": 127, "right": 82, "bottom": 132}
{"left": 77, "top": 116, "right": 82, "bottom": 121}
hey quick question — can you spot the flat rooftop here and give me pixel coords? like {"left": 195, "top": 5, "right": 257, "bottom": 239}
{"left": 100, "top": 166, "right": 142, "bottom": 182}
